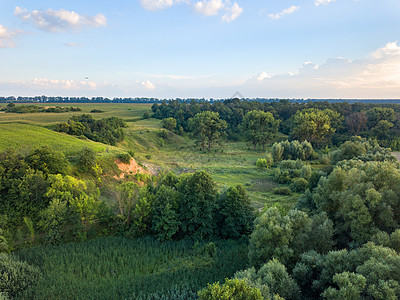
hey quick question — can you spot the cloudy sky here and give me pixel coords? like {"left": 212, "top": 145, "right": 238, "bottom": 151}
{"left": 1, "top": 0, "right": 400, "bottom": 98}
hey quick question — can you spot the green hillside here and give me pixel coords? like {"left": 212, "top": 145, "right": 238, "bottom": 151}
{"left": 0, "top": 123, "right": 119, "bottom": 155}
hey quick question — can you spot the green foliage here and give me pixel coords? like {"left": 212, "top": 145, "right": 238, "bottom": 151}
{"left": 256, "top": 158, "right": 272, "bottom": 170}
{"left": 293, "top": 243, "right": 400, "bottom": 299}
{"left": 216, "top": 185, "right": 254, "bottom": 239}
{"left": 241, "top": 110, "right": 279, "bottom": 150}
{"left": 152, "top": 185, "right": 180, "bottom": 241}
{"left": 26, "top": 146, "right": 68, "bottom": 175}
{"left": 56, "top": 114, "right": 126, "bottom": 145}
{"left": 322, "top": 272, "right": 367, "bottom": 299}
{"left": 249, "top": 208, "right": 334, "bottom": 268}
{"left": 290, "top": 178, "right": 308, "bottom": 193}
{"left": 117, "top": 152, "right": 131, "bottom": 164}
{"left": 0, "top": 229, "right": 9, "bottom": 253}
{"left": 235, "top": 259, "right": 300, "bottom": 300}
{"left": 291, "top": 109, "right": 341, "bottom": 147}
{"left": 177, "top": 171, "right": 218, "bottom": 238}
{"left": 3, "top": 103, "right": 80, "bottom": 114}
{"left": 77, "top": 147, "right": 97, "bottom": 173}
{"left": 161, "top": 117, "right": 177, "bottom": 132}
{"left": 272, "top": 187, "right": 292, "bottom": 195}
{"left": 311, "top": 160, "right": 400, "bottom": 247}
{"left": 17, "top": 237, "right": 248, "bottom": 299}
{"left": 189, "top": 111, "right": 227, "bottom": 152}
{"left": 0, "top": 253, "right": 41, "bottom": 299}
{"left": 198, "top": 278, "right": 264, "bottom": 300}
{"left": 271, "top": 140, "right": 317, "bottom": 162}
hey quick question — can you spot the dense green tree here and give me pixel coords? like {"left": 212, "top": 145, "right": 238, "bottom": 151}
{"left": 241, "top": 110, "right": 279, "bottom": 150}
{"left": 291, "top": 109, "right": 340, "bottom": 146}
{"left": 161, "top": 117, "right": 177, "bottom": 132}
{"left": 367, "top": 107, "right": 396, "bottom": 128}
{"left": 216, "top": 185, "right": 254, "bottom": 239}
{"left": 249, "top": 208, "right": 334, "bottom": 268}
{"left": 189, "top": 111, "right": 227, "bottom": 152}
{"left": 26, "top": 146, "right": 68, "bottom": 175}
{"left": 177, "top": 171, "right": 218, "bottom": 238}
{"left": 151, "top": 185, "right": 180, "bottom": 241}
{"left": 311, "top": 160, "right": 400, "bottom": 247}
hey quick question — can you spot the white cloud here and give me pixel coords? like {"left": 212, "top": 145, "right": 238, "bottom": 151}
{"left": 141, "top": 0, "right": 188, "bottom": 11}
{"left": 137, "top": 80, "right": 156, "bottom": 90}
{"left": 14, "top": 7, "right": 107, "bottom": 32}
{"left": 194, "top": 0, "right": 224, "bottom": 16}
{"left": 371, "top": 41, "right": 400, "bottom": 59}
{"left": 314, "top": 0, "right": 335, "bottom": 6}
{"left": 256, "top": 72, "right": 271, "bottom": 81}
{"left": 221, "top": 2, "right": 243, "bottom": 22}
{"left": 63, "top": 42, "right": 83, "bottom": 47}
{"left": 0, "top": 25, "right": 20, "bottom": 48}
{"left": 242, "top": 42, "right": 400, "bottom": 98}
{"left": 194, "top": 0, "right": 243, "bottom": 22}
{"left": 26, "top": 78, "right": 105, "bottom": 90}
{"left": 268, "top": 5, "right": 299, "bottom": 20}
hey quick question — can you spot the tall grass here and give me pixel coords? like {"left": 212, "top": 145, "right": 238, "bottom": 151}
{"left": 17, "top": 236, "right": 248, "bottom": 299}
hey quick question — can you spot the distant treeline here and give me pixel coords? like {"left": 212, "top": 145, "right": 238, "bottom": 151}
{"left": 152, "top": 98, "right": 400, "bottom": 150}
{"left": 2, "top": 96, "right": 400, "bottom": 104}
{"left": 0, "top": 103, "right": 81, "bottom": 113}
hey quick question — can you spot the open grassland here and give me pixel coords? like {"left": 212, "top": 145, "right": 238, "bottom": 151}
{"left": 121, "top": 118, "right": 298, "bottom": 209}
{"left": 0, "top": 123, "right": 120, "bottom": 156}
{"left": 17, "top": 236, "right": 248, "bottom": 300}
{"left": 0, "top": 103, "right": 298, "bottom": 209}
{"left": 0, "top": 103, "right": 151, "bottom": 126}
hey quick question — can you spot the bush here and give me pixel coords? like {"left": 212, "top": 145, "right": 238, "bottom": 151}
{"left": 118, "top": 153, "right": 131, "bottom": 164}
{"left": 198, "top": 278, "right": 263, "bottom": 300}
{"left": 272, "top": 187, "right": 292, "bottom": 195}
{"left": 256, "top": 158, "right": 271, "bottom": 170}
{"left": 143, "top": 111, "right": 151, "bottom": 119}
{"left": 77, "top": 148, "right": 96, "bottom": 173}
{"left": 290, "top": 178, "right": 309, "bottom": 192}
{"left": 0, "top": 253, "right": 41, "bottom": 299}
{"left": 145, "top": 154, "right": 151, "bottom": 160}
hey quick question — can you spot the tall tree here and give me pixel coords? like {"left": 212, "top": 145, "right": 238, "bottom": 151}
{"left": 241, "top": 110, "right": 280, "bottom": 150}
{"left": 189, "top": 111, "right": 227, "bottom": 152}
{"left": 291, "top": 108, "right": 340, "bottom": 147}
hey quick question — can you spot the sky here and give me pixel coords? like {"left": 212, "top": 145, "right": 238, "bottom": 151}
{"left": 1, "top": 0, "right": 400, "bottom": 99}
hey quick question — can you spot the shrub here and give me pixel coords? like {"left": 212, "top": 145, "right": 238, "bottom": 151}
{"left": 198, "top": 278, "right": 263, "bottom": 300}
{"left": 272, "top": 187, "right": 292, "bottom": 195}
{"left": 290, "top": 178, "right": 309, "bottom": 192}
{"left": 77, "top": 148, "right": 97, "bottom": 173}
{"left": 145, "top": 154, "right": 151, "bottom": 160}
{"left": 256, "top": 158, "right": 270, "bottom": 170}
{"left": 0, "top": 253, "right": 41, "bottom": 299}
{"left": 118, "top": 153, "right": 131, "bottom": 164}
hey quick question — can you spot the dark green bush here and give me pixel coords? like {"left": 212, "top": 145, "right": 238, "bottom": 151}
{"left": 272, "top": 187, "right": 292, "bottom": 195}
{"left": 0, "top": 253, "right": 41, "bottom": 299}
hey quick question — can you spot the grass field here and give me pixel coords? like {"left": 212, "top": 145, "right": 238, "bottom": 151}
{"left": 0, "top": 103, "right": 298, "bottom": 209}
{"left": 16, "top": 236, "right": 248, "bottom": 300}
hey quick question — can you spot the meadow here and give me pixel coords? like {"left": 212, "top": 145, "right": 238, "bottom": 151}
{"left": 16, "top": 237, "right": 248, "bottom": 299}
{"left": 0, "top": 103, "right": 298, "bottom": 209}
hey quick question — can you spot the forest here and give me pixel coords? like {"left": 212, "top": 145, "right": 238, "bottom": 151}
{"left": 1, "top": 99, "right": 400, "bottom": 299}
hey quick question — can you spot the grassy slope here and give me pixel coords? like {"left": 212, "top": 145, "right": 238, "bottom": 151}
{"left": 0, "top": 103, "right": 298, "bottom": 208}
{"left": 120, "top": 118, "right": 298, "bottom": 210}
{"left": 0, "top": 123, "right": 121, "bottom": 155}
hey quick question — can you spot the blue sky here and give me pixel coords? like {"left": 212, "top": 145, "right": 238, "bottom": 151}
{"left": 1, "top": 0, "right": 400, "bottom": 98}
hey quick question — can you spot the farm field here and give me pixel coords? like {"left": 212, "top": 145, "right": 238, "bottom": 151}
{"left": 16, "top": 237, "right": 248, "bottom": 299}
